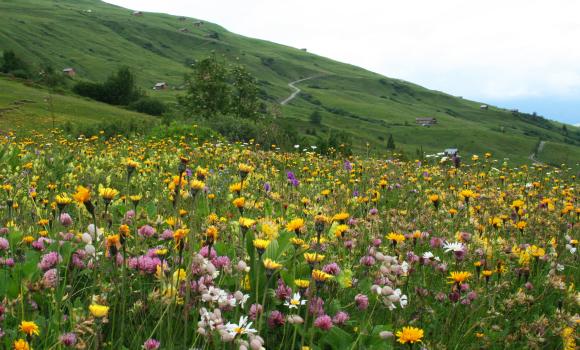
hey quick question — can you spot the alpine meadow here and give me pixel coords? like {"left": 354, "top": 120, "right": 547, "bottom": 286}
{"left": 0, "top": 0, "right": 578, "bottom": 349}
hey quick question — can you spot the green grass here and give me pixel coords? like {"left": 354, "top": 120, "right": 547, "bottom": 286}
{"left": 1, "top": 0, "right": 580, "bottom": 164}
{"left": 536, "top": 141, "right": 580, "bottom": 168}
{"left": 0, "top": 76, "right": 155, "bottom": 130}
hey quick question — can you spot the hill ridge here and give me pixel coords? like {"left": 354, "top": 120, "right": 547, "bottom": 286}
{"left": 0, "top": 0, "right": 579, "bottom": 166}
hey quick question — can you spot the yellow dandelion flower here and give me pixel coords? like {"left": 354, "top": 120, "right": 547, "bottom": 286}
{"left": 396, "top": 326, "right": 424, "bottom": 344}
{"left": 304, "top": 252, "right": 325, "bottom": 263}
{"left": 295, "top": 279, "right": 310, "bottom": 289}
{"left": 448, "top": 271, "right": 472, "bottom": 284}
{"left": 19, "top": 321, "right": 40, "bottom": 336}
{"left": 286, "top": 218, "right": 305, "bottom": 233}
{"left": 263, "top": 258, "right": 283, "bottom": 270}
{"left": 312, "top": 269, "right": 333, "bottom": 282}
{"left": 89, "top": 304, "right": 109, "bottom": 318}
{"left": 13, "top": 339, "right": 30, "bottom": 350}
{"left": 73, "top": 186, "right": 91, "bottom": 203}
{"left": 99, "top": 187, "right": 119, "bottom": 201}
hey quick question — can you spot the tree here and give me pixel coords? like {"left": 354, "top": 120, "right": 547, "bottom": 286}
{"left": 1, "top": 50, "right": 29, "bottom": 77}
{"left": 102, "top": 66, "right": 141, "bottom": 105}
{"left": 309, "top": 110, "right": 322, "bottom": 125}
{"left": 562, "top": 124, "right": 568, "bottom": 136}
{"left": 178, "top": 54, "right": 230, "bottom": 119}
{"left": 387, "top": 134, "right": 396, "bottom": 150}
{"left": 73, "top": 67, "right": 141, "bottom": 106}
{"left": 230, "top": 64, "right": 260, "bottom": 120}
{"left": 39, "top": 65, "right": 66, "bottom": 90}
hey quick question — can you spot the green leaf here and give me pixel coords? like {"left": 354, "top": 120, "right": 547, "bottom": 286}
{"left": 362, "top": 324, "right": 394, "bottom": 349}
{"left": 6, "top": 282, "right": 20, "bottom": 299}
{"left": 146, "top": 202, "right": 157, "bottom": 218}
{"left": 8, "top": 229, "right": 23, "bottom": 248}
{"left": 263, "top": 239, "right": 279, "bottom": 261}
{"left": 115, "top": 203, "right": 128, "bottom": 217}
{"left": 23, "top": 250, "right": 41, "bottom": 279}
{"left": 320, "top": 326, "right": 354, "bottom": 349}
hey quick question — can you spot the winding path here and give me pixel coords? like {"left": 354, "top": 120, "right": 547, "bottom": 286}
{"left": 280, "top": 75, "right": 321, "bottom": 105}
{"left": 529, "top": 140, "right": 546, "bottom": 165}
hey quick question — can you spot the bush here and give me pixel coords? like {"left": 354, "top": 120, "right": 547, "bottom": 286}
{"left": 73, "top": 67, "right": 141, "bottom": 106}
{"left": 310, "top": 110, "right": 322, "bottom": 125}
{"left": 10, "top": 69, "right": 31, "bottom": 79}
{"left": 147, "top": 122, "right": 221, "bottom": 143}
{"left": 73, "top": 81, "right": 105, "bottom": 100}
{"left": 205, "top": 115, "right": 302, "bottom": 150}
{"left": 129, "top": 97, "right": 166, "bottom": 116}
{"left": 1, "top": 50, "right": 30, "bottom": 77}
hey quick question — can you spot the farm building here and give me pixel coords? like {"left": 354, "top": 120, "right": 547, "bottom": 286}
{"left": 416, "top": 117, "right": 437, "bottom": 126}
{"left": 193, "top": 21, "right": 204, "bottom": 28}
{"left": 62, "top": 68, "right": 76, "bottom": 77}
{"left": 480, "top": 104, "right": 488, "bottom": 110}
{"left": 153, "top": 82, "right": 168, "bottom": 90}
{"left": 444, "top": 148, "right": 459, "bottom": 156}
{"left": 132, "top": 11, "right": 143, "bottom": 16}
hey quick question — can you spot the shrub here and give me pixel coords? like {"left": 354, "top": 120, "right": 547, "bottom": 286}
{"left": 309, "top": 111, "right": 322, "bottom": 125}
{"left": 73, "top": 67, "right": 141, "bottom": 106}
{"left": 147, "top": 122, "right": 221, "bottom": 143}
{"left": 129, "top": 97, "right": 166, "bottom": 116}
{"left": 73, "top": 81, "right": 104, "bottom": 100}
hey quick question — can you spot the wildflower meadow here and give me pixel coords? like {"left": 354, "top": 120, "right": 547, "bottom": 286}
{"left": 0, "top": 130, "right": 578, "bottom": 350}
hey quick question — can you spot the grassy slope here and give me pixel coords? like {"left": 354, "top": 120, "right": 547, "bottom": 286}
{"left": 0, "top": 0, "right": 579, "bottom": 164}
{"left": 0, "top": 76, "right": 154, "bottom": 130}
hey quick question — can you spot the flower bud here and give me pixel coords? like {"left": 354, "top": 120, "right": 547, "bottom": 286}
{"left": 379, "top": 331, "right": 394, "bottom": 339}
{"left": 287, "top": 315, "right": 304, "bottom": 324}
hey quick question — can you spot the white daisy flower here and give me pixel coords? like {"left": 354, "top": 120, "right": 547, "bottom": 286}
{"left": 443, "top": 241, "right": 464, "bottom": 253}
{"left": 422, "top": 251, "right": 434, "bottom": 260}
{"left": 284, "top": 292, "right": 306, "bottom": 309}
{"left": 225, "top": 316, "right": 257, "bottom": 337}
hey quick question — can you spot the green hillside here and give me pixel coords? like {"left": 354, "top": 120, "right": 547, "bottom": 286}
{"left": 1, "top": 0, "right": 579, "bottom": 165}
{"left": 0, "top": 76, "right": 155, "bottom": 132}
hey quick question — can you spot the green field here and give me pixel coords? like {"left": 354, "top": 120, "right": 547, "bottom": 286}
{"left": 0, "top": 77, "right": 155, "bottom": 131}
{"left": 1, "top": 0, "right": 579, "bottom": 164}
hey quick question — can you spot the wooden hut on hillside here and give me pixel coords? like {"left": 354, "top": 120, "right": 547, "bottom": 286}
{"left": 153, "top": 82, "right": 168, "bottom": 90}
{"left": 416, "top": 117, "right": 437, "bottom": 126}
{"left": 62, "top": 68, "right": 76, "bottom": 77}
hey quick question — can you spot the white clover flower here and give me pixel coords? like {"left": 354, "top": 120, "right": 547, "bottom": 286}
{"left": 81, "top": 232, "right": 92, "bottom": 244}
{"left": 84, "top": 244, "right": 95, "bottom": 256}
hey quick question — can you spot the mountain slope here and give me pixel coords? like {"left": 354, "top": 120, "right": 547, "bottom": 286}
{"left": 0, "top": 76, "right": 155, "bottom": 131}
{"left": 1, "top": 0, "right": 579, "bottom": 165}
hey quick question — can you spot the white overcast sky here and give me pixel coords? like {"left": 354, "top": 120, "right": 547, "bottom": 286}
{"left": 105, "top": 0, "right": 580, "bottom": 125}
